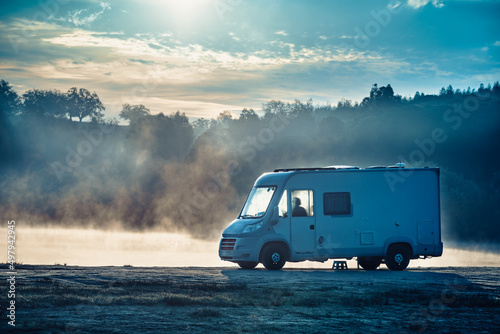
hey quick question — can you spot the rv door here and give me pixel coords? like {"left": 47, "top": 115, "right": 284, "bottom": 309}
{"left": 290, "top": 189, "right": 316, "bottom": 253}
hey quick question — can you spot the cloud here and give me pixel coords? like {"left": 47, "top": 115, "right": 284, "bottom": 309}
{"left": 128, "top": 58, "right": 155, "bottom": 65}
{"left": 228, "top": 32, "right": 240, "bottom": 41}
{"left": 42, "top": 30, "right": 152, "bottom": 57}
{"left": 42, "top": 28, "right": 383, "bottom": 73}
{"left": 68, "top": 2, "right": 111, "bottom": 27}
{"left": 1, "top": 1, "right": 496, "bottom": 120}
{"left": 407, "top": 0, "right": 444, "bottom": 9}
{"left": 1, "top": 16, "right": 421, "bottom": 116}
{"left": 388, "top": 1, "right": 404, "bottom": 11}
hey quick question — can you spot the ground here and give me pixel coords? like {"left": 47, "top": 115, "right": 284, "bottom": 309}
{"left": 1, "top": 265, "right": 499, "bottom": 333}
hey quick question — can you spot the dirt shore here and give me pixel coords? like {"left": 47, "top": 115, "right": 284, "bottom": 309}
{"left": 1, "top": 265, "right": 499, "bottom": 333}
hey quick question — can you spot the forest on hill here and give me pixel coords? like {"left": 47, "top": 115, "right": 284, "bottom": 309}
{"left": 1, "top": 79, "right": 499, "bottom": 245}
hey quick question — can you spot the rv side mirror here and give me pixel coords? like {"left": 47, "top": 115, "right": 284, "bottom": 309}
{"left": 271, "top": 206, "right": 279, "bottom": 225}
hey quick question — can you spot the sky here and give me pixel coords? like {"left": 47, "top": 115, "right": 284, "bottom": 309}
{"left": 0, "top": 0, "right": 499, "bottom": 119}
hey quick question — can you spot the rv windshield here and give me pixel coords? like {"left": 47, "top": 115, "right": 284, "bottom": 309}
{"left": 240, "top": 186, "right": 277, "bottom": 219}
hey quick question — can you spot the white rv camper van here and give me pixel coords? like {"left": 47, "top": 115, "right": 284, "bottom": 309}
{"left": 219, "top": 165, "right": 443, "bottom": 271}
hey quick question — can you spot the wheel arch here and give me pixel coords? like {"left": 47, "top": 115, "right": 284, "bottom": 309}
{"left": 259, "top": 240, "right": 291, "bottom": 262}
{"left": 384, "top": 239, "right": 414, "bottom": 257}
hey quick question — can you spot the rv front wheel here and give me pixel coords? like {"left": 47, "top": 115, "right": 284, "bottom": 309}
{"left": 385, "top": 245, "right": 411, "bottom": 271}
{"left": 237, "top": 261, "right": 258, "bottom": 269}
{"left": 261, "top": 244, "right": 287, "bottom": 270}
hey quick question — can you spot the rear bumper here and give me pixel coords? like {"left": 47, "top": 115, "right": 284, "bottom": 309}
{"left": 413, "top": 241, "right": 444, "bottom": 258}
{"left": 434, "top": 241, "right": 444, "bottom": 257}
{"left": 219, "top": 237, "right": 260, "bottom": 263}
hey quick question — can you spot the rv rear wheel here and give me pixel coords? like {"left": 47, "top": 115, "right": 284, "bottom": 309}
{"left": 261, "top": 244, "right": 287, "bottom": 270}
{"left": 358, "top": 256, "right": 382, "bottom": 270}
{"left": 237, "top": 261, "right": 258, "bottom": 269}
{"left": 385, "top": 245, "right": 411, "bottom": 271}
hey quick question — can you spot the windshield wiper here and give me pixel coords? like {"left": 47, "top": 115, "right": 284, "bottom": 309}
{"left": 240, "top": 214, "right": 258, "bottom": 219}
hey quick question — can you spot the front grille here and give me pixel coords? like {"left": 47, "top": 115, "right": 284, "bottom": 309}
{"left": 221, "top": 238, "right": 236, "bottom": 251}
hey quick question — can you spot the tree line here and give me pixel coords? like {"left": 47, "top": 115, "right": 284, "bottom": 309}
{"left": 1, "top": 79, "right": 499, "bottom": 244}
{"left": 2, "top": 79, "right": 499, "bottom": 124}
{"left": 0, "top": 82, "right": 105, "bottom": 122}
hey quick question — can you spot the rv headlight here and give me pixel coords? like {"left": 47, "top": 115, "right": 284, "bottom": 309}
{"left": 242, "top": 221, "right": 264, "bottom": 233}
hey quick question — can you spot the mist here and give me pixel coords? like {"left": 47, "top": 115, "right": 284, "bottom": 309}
{"left": 2, "top": 226, "right": 498, "bottom": 267}
{"left": 1, "top": 80, "right": 500, "bottom": 247}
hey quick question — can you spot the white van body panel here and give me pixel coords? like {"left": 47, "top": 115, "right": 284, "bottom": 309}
{"left": 219, "top": 166, "right": 443, "bottom": 266}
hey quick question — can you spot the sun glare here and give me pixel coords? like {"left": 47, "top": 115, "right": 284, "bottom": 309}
{"left": 162, "top": 0, "right": 212, "bottom": 24}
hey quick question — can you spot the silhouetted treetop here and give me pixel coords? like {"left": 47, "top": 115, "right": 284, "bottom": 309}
{"left": 23, "top": 89, "right": 67, "bottom": 118}
{"left": 119, "top": 104, "right": 151, "bottom": 124}
{"left": 217, "top": 110, "right": 233, "bottom": 123}
{"left": 365, "top": 83, "right": 401, "bottom": 105}
{"left": 67, "top": 87, "right": 105, "bottom": 122}
{"left": 239, "top": 108, "right": 259, "bottom": 121}
{"left": 0, "top": 80, "right": 21, "bottom": 115}
{"left": 493, "top": 81, "right": 500, "bottom": 96}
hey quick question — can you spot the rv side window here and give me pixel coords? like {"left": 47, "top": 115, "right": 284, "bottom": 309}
{"left": 291, "top": 190, "right": 314, "bottom": 217}
{"left": 323, "top": 192, "right": 351, "bottom": 215}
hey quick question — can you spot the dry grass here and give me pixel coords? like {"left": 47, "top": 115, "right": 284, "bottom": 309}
{"left": 13, "top": 277, "right": 500, "bottom": 311}
{"left": 3, "top": 266, "right": 499, "bottom": 334}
